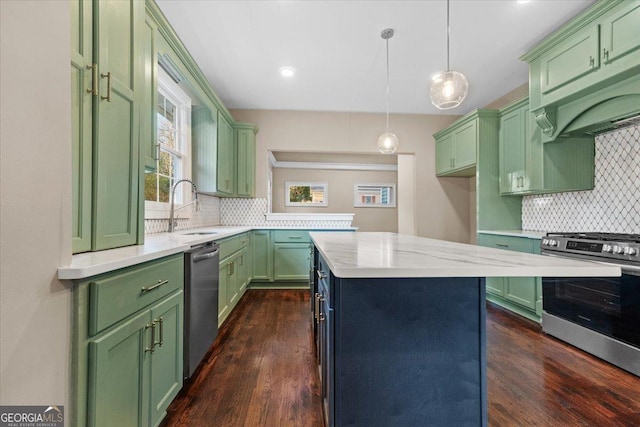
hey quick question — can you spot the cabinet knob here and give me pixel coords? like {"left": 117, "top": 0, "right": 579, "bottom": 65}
{"left": 602, "top": 48, "right": 609, "bottom": 61}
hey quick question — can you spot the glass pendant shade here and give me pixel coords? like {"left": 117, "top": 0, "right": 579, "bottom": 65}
{"left": 430, "top": 70, "right": 468, "bottom": 110}
{"left": 377, "top": 132, "right": 399, "bottom": 154}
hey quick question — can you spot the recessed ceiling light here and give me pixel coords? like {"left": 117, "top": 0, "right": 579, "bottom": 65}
{"left": 279, "top": 66, "right": 295, "bottom": 78}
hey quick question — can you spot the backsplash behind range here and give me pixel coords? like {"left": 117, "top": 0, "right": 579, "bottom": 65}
{"left": 522, "top": 124, "right": 640, "bottom": 234}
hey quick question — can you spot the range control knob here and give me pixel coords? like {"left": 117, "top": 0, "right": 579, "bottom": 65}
{"left": 602, "top": 244, "right": 613, "bottom": 253}
{"left": 542, "top": 238, "right": 549, "bottom": 246}
{"left": 550, "top": 240, "right": 559, "bottom": 247}
{"left": 624, "top": 247, "right": 638, "bottom": 256}
{"left": 613, "top": 246, "right": 624, "bottom": 254}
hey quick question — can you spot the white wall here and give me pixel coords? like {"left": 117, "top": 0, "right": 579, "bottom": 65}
{"left": 231, "top": 109, "right": 469, "bottom": 242}
{"left": 0, "top": 0, "right": 72, "bottom": 408}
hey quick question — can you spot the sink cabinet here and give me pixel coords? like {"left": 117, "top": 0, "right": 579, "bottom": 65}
{"left": 477, "top": 233, "right": 542, "bottom": 321}
{"left": 217, "top": 232, "right": 251, "bottom": 326}
{"left": 72, "top": 254, "right": 184, "bottom": 427}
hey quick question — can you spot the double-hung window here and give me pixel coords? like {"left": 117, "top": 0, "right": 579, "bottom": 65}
{"left": 145, "top": 67, "right": 192, "bottom": 217}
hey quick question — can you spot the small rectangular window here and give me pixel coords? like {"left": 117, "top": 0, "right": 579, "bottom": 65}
{"left": 354, "top": 184, "right": 396, "bottom": 208}
{"left": 285, "top": 182, "right": 328, "bottom": 207}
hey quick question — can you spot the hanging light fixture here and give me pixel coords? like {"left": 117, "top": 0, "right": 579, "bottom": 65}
{"left": 377, "top": 28, "right": 399, "bottom": 154}
{"left": 429, "top": 0, "right": 468, "bottom": 110}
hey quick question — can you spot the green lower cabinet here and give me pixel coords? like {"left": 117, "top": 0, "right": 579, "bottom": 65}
{"left": 74, "top": 254, "right": 184, "bottom": 427}
{"left": 88, "top": 310, "right": 150, "bottom": 427}
{"left": 149, "top": 292, "right": 183, "bottom": 427}
{"left": 477, "top": 233, "right": 542, "bottom": 322}
{"left": 252, "top": 230, "right": 273, "bottom": 281}
{"left": 218, "top": 257, "right": 232, "bottom": 326}
{"left": 274, "top": 243, "right": 312, "bottom": 281}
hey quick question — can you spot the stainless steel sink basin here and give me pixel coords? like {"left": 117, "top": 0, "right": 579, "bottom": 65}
{"left": 180, "top": 232, "right": 219, "bottom": 236}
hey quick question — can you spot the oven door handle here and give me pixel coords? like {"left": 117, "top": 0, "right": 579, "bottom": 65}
{"left": 541, "top": 252, "right": 640, "bottom": 276}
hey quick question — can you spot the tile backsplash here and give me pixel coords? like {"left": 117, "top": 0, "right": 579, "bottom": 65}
{"left": 145, "top": 195, "right": 221, "bottom": 234}
{"left": 522, "top": 124, "right": 640, "bottom": 234}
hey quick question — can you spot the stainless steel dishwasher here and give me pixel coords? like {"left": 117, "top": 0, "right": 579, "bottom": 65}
{"left": 184, "top": 242, "right": 219, "bottom": 379}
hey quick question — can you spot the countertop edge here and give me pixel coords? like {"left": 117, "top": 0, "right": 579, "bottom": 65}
{"left": 59, "top": 226, "right": 355, "bottom": 280}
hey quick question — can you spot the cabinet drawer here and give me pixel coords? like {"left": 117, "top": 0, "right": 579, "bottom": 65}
{"left": 89, "top": 255, "right": 183, "bottom": 335}
{"left": 219, "top": 232, "right": 249, "bottom": 259}
{"left": 273, "top": 230, "right": 311, "bottom": 243}
{"left": 477, "top": 234, "right": 536, "bottom": 254}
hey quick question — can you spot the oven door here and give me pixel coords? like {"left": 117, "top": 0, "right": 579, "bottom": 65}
{"left": 543, "top": 270, "right": 640, "bottom": 348}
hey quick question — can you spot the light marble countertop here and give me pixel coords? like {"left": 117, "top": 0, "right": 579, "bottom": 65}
{"left": 310, "top": 232, "right": 620, "bottom": 279}
{"left": 477, "top": 230, "right": 547, "bottom": 239}
{"left": 59, "top": 225, "right": 355, "bottom": 280}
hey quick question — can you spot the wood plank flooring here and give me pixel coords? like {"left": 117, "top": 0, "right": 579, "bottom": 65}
{"left": 161, "top": 290, "right": 640, "bottom": 427}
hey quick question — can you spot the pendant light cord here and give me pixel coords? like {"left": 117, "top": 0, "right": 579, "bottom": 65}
{"left": 446, "top": 0, "right": 450, "bottom": 72}
{"left": 385, "top": 37, "right": 390, "bottom": 133}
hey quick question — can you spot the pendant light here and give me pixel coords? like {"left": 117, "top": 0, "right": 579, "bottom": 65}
{"left": 430, "top": 0, "right": 468, "bottom": 110}
{"left": 377, "top": 28, "right": 399, "bottom": 154}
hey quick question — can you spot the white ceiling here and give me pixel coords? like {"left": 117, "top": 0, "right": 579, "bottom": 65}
{"left": 156, "top": 0, "right": 597, "bottom": 116}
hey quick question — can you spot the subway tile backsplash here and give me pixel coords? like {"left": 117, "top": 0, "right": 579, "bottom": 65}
{"left": 522, "top": 124, "right": 640, "bottom": 234}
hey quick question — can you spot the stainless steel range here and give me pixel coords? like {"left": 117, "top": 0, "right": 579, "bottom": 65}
{"left": 540, "top": 232, "right": 640, "bottom": 376}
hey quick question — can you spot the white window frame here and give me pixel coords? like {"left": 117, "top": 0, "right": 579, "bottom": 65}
{"left": 353, "top": 183, "right": 396, "bottom": 208}
{"left": 145, "top": 67, "right": 193, "bottom": 219}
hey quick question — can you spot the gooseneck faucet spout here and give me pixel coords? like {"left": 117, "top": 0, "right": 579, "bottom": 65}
{"left": 169, "top": 179, "right": 198, "bottom": 232}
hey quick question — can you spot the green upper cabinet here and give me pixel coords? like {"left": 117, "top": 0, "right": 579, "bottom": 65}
{"left": 192, "top": 105, "right": 219, "bottom": 193}
{"left": 499, "top": 98, "right": 529, "bottom": 194}
{"left": 71, "top": 0, "right": 144, "bottom": 253}
{"left": 523, "top": 0, "right": 640, "bottom": 113}
{"left": 217, "top": 112, "right": 235, "bottom": 196}
{"left": 235, "top": 125, "right": 257, "bottom": 198}
{"left": 92, "top": 0, "right": 143, "bottom": 251}
{"left": 498, "top": 97, "right": 595, "bottom": 196}
{"left": 434, "top": 114, "right": 480, "bottom": 177}
{"left": 71, "top": 0, "right": 93, "bottom": 254}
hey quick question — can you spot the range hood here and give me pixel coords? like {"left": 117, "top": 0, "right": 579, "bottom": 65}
{"left": 537, "top": 75, "right": 640, "bottom": 142}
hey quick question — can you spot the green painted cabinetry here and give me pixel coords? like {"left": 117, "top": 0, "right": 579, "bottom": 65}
{"left": 217, "top": 232, "right": 251, "bottom": 326}
{"left": 142, "top": 13, "right": 158, "bottom": 172}
{"left": 235, "top": 125, "right": 257, "bottom": 197}
{"left": 273, "top": 231, "right": 313, "bottom": 281}
{"left": 499, "top": 97, "right": 595, "bottom": 196}
{"left": 192, "top": 106, "right": 218, "bottom": 193}
{"left": 252, "top": 230, "right": 273, "bottom": 281}
{"left": 71, "top": 0, "right": 144, "bottom": 253}
{"left": 477, "top": 233, "right": 542, "bottom": 322}
{"left": 434, "top": 114, "right": 480, "bottom": 177}
{"left": 217, "top": 112, "right": 235, "bottom": 196}
{"left": 73, "top": 254, "right": 184, "bottom": 427}
{"left": 522, "top": 0, "right": 640, "bottom": 140}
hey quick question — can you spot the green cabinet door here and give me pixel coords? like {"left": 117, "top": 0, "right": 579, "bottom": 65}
{"left": 499, "top": 99, "right": 528, "bottom": 194}
{"left": 228, "top": 255, "right": 240, "bottom": 307}
{"left": 236, "top": 127, "right": 255, "bottom": 197}
{"left": 452, "top": 120, "right": 477, "bottom": 170}
{"left": 92, "top": 0, "right": 143, "bottom": 250}
{"left": 252, "top": 230, "right": 273, "bottom": 281}
{"left": 237, "top": 248, "right": 249, "bottom": 295}
{"left": 274, "top": 243, "right": 312, "bottom": 281}
{"left": 600, "top": 2, "right": 640, "bottom": 68}
{"left": 435, "top": 134, "right": 454, "bottom": 175}
{"left": 218, "top": 258, "right": 231, "bottom": 326}
{"left": 71, "top": 0, "right": 93, "bottom": 254}
{"left": 88, "top": 310, "right": 151, "bottom": 427}
{"left": 539, "top": 25, "right": 600, "bottom": 95}
{"left": 504, "top": 277, "right": 537, "bottom": 310}
{"left": 149, "top": 291, "right": 183, "bottom": 427}
{"left": 217, "top": 112, "right": 235, "bottom": 195}
{"left": 486, "top": 277, "right": 505, "bottom": 297}
{"left": 192, "top": 106, "right": 218, "bottom": 193}
{"left": 142, "top": 15, "right": 158, "bottom": 172}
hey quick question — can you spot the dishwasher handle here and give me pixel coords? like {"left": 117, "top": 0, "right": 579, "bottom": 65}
{"left": 192, "top": 248, "right": 219, "bottom": 263}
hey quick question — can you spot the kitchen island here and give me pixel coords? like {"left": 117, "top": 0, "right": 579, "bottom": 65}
{"left": 309, "top": 232, "right": 620, "bottom": 427}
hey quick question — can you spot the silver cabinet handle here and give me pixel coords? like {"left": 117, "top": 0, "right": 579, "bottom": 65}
{"left": 314, "top": 293, "right": 320, "bottom": 321}
{"left": 288, "top": 236, "right": 303, "bottom": 240}
{"left": 495, "top": 243, "right": 509, "bottom": 248}
{"left": 86, "top": 64, "right": 98, "bottom": 95}
{"left": 141, "top": 279, "right": 169, "bottom": 293}
{"left": 602, "top": 48, "right": 609, "bottom": 60}
{"left": 317, "top": 270, "right": 326, "bottom": 280}
{"left": 145, "top": 321, "right": 156, "bottom": 353}
{"left": 589, "top": 56, "right": 594, "bottom": 67}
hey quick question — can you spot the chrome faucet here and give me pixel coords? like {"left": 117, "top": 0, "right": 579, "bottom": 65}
{"left": 168, "top": 179, "right": 199, "bottom": 232}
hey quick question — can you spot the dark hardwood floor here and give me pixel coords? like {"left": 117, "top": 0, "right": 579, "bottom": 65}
{"left": 161, "top": 290, "right": 640, "bottom": 427}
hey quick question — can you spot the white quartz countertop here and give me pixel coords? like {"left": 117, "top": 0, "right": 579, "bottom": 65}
{"left": 477, "top": 230, "right": 547, "bottom": 239}
{"left": 59, "top": 225, "right": 355, "bottom": 280}
{"left": 310, "top": 232, "right": 620, "bottom": 279}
